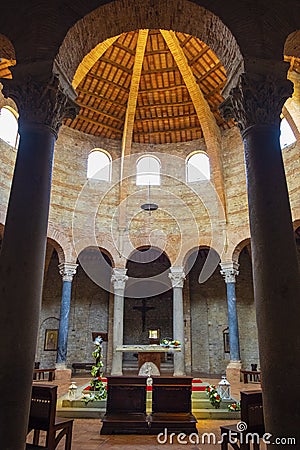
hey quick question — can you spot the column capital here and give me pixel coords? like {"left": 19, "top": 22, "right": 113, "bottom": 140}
{"left": 220, "top": 59, "right": 293, "bottom": 133}
{"left": 111, "top": 268, "right": 128, "bottom": 290}
{"left": 169, "top": 266, "right": 185, "bottom": 288}
{"left": 220, "top": 261, "right": 239, "bottom": 284}
{"left": 2, "top": 71, "right": 79, "bottom": 137}
{"left": 58, "top": 262, "right": 78, "bottom": 282}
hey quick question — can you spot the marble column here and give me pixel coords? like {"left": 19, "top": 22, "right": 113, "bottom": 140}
{"left": 0, "top": 69, "right": 78, "bottom": 449}
{"left": 111, "top": 268, "right": 128, "bottom": 375}
{"left": 56, "top": 262, "right": 78, "bottom": 367}
{"left": 220, "top": 261, "right": 241, "bottom": 362}
{"left": 221, "top": 59, "right": 300, "bottom": 443}
{"left": 169, "top": 266, "right": 186, "bottom": 376}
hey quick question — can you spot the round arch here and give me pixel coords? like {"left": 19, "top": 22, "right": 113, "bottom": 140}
{"left": 57, "top": 0, "right": 243, "bottom": 90}
{"left": 232, "top": 238, "right": 251, "bottom": 263}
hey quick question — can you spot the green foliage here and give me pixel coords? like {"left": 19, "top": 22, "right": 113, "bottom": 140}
{"left": 81, "top": 336, "right": 107, "bottom": 405}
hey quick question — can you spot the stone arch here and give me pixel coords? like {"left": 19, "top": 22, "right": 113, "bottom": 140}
{"left": 232, "top": 237, "right": 251, "bottom": 263}
{"left": 0, "top": 34, "right": 15, "bottom": 60}
{"left": 46, "top": 237, "right": 65, "bottom": 264}
{"left": 46, "top": 223, "right": 74, "bottom": 263}
{"left": 57, "top": 0, "right": 243, "bottom": 91}
{"left": 74, "top": 234, "right": 116, "bottom": 267}
{"left": 284, "top": 30, "right": 300, "bottom": 58}
{"left": 183, "top": 244, "right": 221, "bottom": 283}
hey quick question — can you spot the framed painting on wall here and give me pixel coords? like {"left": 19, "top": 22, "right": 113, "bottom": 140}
{"left": 44, "top": 329, "right": 58, "bottom": 351}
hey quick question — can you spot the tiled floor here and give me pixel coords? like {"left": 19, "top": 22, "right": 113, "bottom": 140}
{"left": 29, "top": 374, "right": 264, "bottom": 449}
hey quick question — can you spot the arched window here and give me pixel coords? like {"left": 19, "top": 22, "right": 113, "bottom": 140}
{"left": 87, "top": 149, "right": 111, "bottom": 181}
{"left": 136, "top": 155, "right": 161, "bottom": 185}
{"left": 280, "top": 117, "right": 296, "bottom": 149}
{"left": 0, "top": 107, "right": 19, "bottom": 147}
{"left": 186, "top": 152, "right": 210, "bottom": 182}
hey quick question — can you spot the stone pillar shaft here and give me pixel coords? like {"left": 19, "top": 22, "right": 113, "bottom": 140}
{"left": 56, "top": 263, "right": 78, "bottom": 366}
{"left": 111, "top": 268, "right": 128, "bottom": 375}
{"left": 221, "top": 62, "right": 300, "bottom": 443}
{"left": 0, "top": 125, "right": 56, "bottom": 449}
{"left": 220, "top": 262, "right": 241, "bottom": 362}
{"left": 0, "top": 72, "right": 78, "bottom": 449}
{"left": 169, "top": 267, "right": 186, "bottom": 376}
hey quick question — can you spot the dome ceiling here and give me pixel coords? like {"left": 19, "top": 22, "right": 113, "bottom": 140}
{"left": 65, "top": 29, "right": 235, "bottom": 145}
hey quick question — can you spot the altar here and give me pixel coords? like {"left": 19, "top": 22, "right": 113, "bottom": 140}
{"left": 116, "top": 344, "right": 181, "bottom": 374}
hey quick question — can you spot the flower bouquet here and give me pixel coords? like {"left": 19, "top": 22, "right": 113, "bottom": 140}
{"left": 228, "top": 402, "right": 241, "bottom": 412}
{"left": 205, "top": 384, "right": 222, "bottom": 409}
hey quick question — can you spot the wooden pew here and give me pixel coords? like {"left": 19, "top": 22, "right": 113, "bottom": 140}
{"left": 240, "top": 370, "right": 261, "bottom": 384}
{"left": 71, "top": 362, "right": 94, "bottom": 375}
{"left": 101, "top": 376, "right": 149, "bottom": 434}
{"left": 149, "top": 376, "right": 197, "bottom": 435}
{"left": 33, "top": 368, "right": 56, "bottom": 381}
{"left": 26, "top": 384, "right": 73, "bottom": 450}
{"left": 220, "top": 390, "right": 264, "bottom": 450}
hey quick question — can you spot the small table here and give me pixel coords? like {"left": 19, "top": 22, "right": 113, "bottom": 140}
{"left": 116, "top": 345, "right": 181, "bottom": 375}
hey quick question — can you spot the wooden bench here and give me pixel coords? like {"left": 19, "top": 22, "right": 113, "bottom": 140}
{"left": 26, "top": 383, "right": 73, "bottom": 450}
{"left": 33, "top": 368, "right": 56, "bottom": 381}
{"left": 71, "top": 362, "right": 94, "bottom": 375}
{"left": 240, "top": 370, "right": 261, "bottom": 383}
{"left": 149, "top": 376, "right": 197, "bottom": 435}
{"left": 220, "top": 390, "right": 264, "bottom": 450}
{"left": 101, "top": 376, "right": 149, "bottom": 434}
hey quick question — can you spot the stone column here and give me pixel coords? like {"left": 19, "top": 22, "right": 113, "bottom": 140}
{"left": 56, "top": 263, "right": 78, "bottom": 372}
{"left": 221, "top": 60, "right": 300, "bottom": 443}
{"left": 220, "top": 261, "right": 241, "bottom": 383}
{"left": 111, "top": 268, "right": 128, "bottom": 375}
{"left": 0, "top": 69, "right": 78, "bottom": 449}
{"left": 169, "top": 266, "right": 186, "bottom": 376}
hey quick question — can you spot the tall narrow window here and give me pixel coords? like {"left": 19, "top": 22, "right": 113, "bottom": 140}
{"left": 186, "top": 152, "right": 210, "bottom": 182}
{"left": 0, "top": 107, "right": 19, "bottom": 147}
{"left": 136, "top": 155, "right": 161, "bottom": 185}
{"left": 280, "top": 117, "right": 296, "bottom": 149}
{"left": 87, "top": 149, "right": 111, "bottom": 181}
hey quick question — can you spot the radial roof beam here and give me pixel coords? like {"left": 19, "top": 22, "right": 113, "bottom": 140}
{"left": 119, "top": 29, "right": 149, "bottom": 229}
{"left": 160, "top": 29, "right": 226, "bottom": 212}
{"left": 72, "top": 35, "right": 120, "bottom": 90}
{"left": 121, "top": 29, "right": 148, "bottom": 166}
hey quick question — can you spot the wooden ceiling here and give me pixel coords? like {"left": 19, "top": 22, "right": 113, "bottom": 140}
{"left": 65, "top": 29, "right": 234, "bottom": 145}
{"left": 1, "top": 32, "right": 299, "bottom": 146}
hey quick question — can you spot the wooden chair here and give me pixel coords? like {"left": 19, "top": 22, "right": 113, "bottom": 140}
{"left": 220, "top": 390, "right": 264, "bottom": 450}
{"left": 26, "top": 384, "right": 73, "bottom": 450}
{"left": 149, "top": 376, "right": 197, "bottom": 435}
{"left": 101, "top": 376, "right": 149, "bottom": 434}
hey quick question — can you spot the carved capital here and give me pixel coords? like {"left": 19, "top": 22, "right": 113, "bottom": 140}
{"left": 58, "top": 262, "right": 78, "bottom": 282}
{"left": 111, "top": 268, "right": 128, "bottom": 291}
{"left": 220, "top": 261, "right": 239, "bottom": 284}
{"left": 2, "top": 74, "right": 79, "bottom": 136}
{"left": 169, "top": 266, "right": 185, "bottom": 288}
{"left": 220, "top": 68, "right": 293, "bottom": 132}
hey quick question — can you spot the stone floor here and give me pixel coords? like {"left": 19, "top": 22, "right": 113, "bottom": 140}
{"left": 28, "top": 373, "right": 265, "bottom": 449}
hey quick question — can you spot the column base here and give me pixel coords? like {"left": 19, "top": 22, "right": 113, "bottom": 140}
{"left": 226, "top": 360, "right": 242, "bottom": 385}
{"left": 55, "top": 363, "right": 72, "bottom": 381}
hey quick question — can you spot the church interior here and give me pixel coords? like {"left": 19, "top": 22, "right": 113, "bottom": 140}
{"left": 0, "top": 0, "right": 299, "bottom": 448}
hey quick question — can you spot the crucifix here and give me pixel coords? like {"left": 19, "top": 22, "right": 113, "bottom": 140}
{"left": 133, "top": 299, "right": 155, "bottom": 332}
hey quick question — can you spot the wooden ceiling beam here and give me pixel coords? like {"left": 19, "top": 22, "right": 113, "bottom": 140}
{"left": 100, "top": 56, "right": 132, "bottom": 74}
{"left": 160, "top": 29, "right": 226, "bottom": 211}
{"left": 76, "top": 87, "right": 127, "bottom": 108}
{"left": 119, "top": 29, "right": 149, "bottom": 230}
{"left": 85, "top": 73, "right": 130, "bottom": 92}
{"left": 77, "top": 102, "right": 124, "bottom": 123}
{"left": 113, "top": 41, "right": 136, "bottom": 55}
{"left": 75, "top": 115, "right": 123, "bottom": 134}
{"left": 196, "top": 62, "right": 224, "bottom": 84}
{"left": 73, "top": 35, "right": 120, "bottom": 89}
{"left": 135, "top": 125, "right": 201, "bottom": 135}
{"left": 121, "top": 29, "right": 148, "bottom": 162}
{"left": 134, "top": 113, "right": 199, "bottom": 123}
